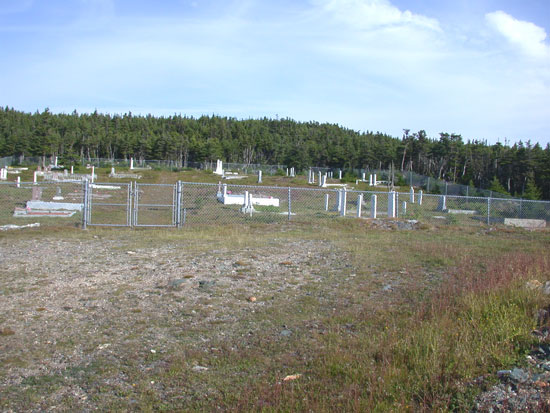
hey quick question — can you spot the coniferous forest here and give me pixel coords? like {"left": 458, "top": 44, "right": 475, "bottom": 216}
{"left": 0, "top": 107, "right": 549, "bottom": 200}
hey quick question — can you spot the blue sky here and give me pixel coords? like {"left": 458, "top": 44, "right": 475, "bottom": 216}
{"left": 1, "top": 0, "right": 549, "bottom": 146}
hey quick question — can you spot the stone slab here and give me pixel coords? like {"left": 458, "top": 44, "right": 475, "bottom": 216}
{"left": 217, "top": 194, "right": 280, "bottom": 207}
{"left": 26, "top": 200, "right": 83, "bottom": 211}
{"left": 447, "top": 209, "right": 477, "bottom": 214}
{"left": 504, "top": 218, "right": 546, "bottom": 229}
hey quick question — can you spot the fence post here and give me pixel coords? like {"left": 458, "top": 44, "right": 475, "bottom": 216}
{"left": 487, "top": 197, "right": 491, "bottom": 225}
{"left": 288, "top": 187, "right": 291, "bottom": 221}
{"left": 176, "top": 180, "right": 183, "bottom": 228}
{"left": 82, "top": 179, "right": 89, "bottom": 229}
{"left": 132, "top": 181, "right": 138, "bottom": 228}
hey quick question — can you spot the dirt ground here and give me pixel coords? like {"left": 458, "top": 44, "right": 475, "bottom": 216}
{"left": 1, "top": 225, "right": 410, "bottom": 411}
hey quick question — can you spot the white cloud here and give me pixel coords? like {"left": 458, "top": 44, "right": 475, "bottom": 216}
{"left": 1, "top": 0, "right": 549, "bottom": 144}
{"left": 311, "top": 0, "right": 441, "bottom": 31}
{"left": 486, "top": 10, "right": 550, "bottom": 59}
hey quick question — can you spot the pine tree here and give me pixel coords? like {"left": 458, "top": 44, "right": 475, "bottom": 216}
{"left": 489, "top": 176, "right": 508, "bottom": 196}
{"left": 523, "top": 173, "right": 542, "bottom": 200}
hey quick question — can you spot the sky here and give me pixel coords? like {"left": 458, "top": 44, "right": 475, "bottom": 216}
{"left": 1, "top": 0, "right": 549, "bottom": 146}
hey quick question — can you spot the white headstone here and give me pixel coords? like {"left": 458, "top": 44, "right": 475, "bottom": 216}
{"left": 111, "top": 167, "right": 115, "bottom": 175}
{"left": 318, "top": 171, "right": 322, "bottom": 187}
{"left": 325, "top": 194, "right": 329, "bottom": 211}
{"left": 130, "top": 158, "right": 134, "bottom": 170}
{"left": 339, "top": 170, "right": 342, "bottom": 180}
{"left": 223, "top": 184, "right": 227, "bottom": 198}
{"left": 409, "top": 187, "right": 414, "bottom": 203}
{"left": 258, "top": 170, "right": 262, "bottom": 183}
{"left": 54, "top": 156, "right": 58, "bottom": 167}
{"left": 369, "top": 174, "right": 373, "bottom": 186}
{"left": 373, "top": 174, "right": 377, "bottom": 185}
{"left": 362, "top": 172, "right": 366, "bottom": 181}
{"left": 214, "top": 159, "right": 224, "bottom": 175}
{"left": 438, "top": 195, "right": 446, "bottom": 211}
{"left": 340, "top": 189, "right": 347, "bottom": 216}
{"left": 91, "top": 166, "right": 95, "bottom": 183}
{"left": 33, "top": 170, "right": 38, "bottom": 184}
{"left": 16, "top": 176, "right": 20, "bottom": 188}
{"left": 371, "top": 195, "right": 377, "bottom": 218}
{"left": 418, "top": 190, "right": 423, "bottom": 206}
{"left": 388, "top": 191, "right": 396, "bottom": 218}
{"left": 70, "top": 165, "right": 74, "bottom": 174}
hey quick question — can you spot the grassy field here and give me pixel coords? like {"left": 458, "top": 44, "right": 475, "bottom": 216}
{"left": 1, "top": 221, "right": 549, "bottom": 411}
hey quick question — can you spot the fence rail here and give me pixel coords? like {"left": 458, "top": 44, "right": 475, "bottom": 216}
{"left": 1, "top": 181, "right": 549, "bottom": 230}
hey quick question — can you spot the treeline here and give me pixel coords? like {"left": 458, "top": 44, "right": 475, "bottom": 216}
{"left": 0, "top": 107, "right": 548, "bottom": 199}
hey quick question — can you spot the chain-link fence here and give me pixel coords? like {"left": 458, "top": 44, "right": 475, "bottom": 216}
{"left": 0, "top": 181, "right": 84, "bottom": 228}
{"left": 1, "top": 181, "right": 549, "bottom": 229}
{"left": 0, "top": 156, "right": 520, "bottom": 199}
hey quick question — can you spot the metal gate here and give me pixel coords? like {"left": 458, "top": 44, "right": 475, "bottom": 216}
{"left": 132, "top": 182, "right": 182, "bottom": 227}
{"left": 83, "top": 181, "right": 182, "bottom": 228}
{"left": 84, "top": 182, "right": 132, "bottom": 227}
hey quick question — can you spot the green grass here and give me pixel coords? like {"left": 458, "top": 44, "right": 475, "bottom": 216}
{"left": 1, "top": 215, "right": 550, "bottom": 411}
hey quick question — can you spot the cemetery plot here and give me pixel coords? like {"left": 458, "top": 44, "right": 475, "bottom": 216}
{"left": 0, "top": 182, "right": 83, "bottom": 227}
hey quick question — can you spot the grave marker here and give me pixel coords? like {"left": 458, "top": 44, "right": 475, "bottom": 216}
{"left": 388, "top": 191, "right": 396, "bottom": 218}
{"left": 371, "top": 195, "right": 377, "bottom": 218}
{"left": 437, "top": 195, "right": 446, "bottom": 211}
{"left": 31, "top": 186, "right": 42, "bottom": 201}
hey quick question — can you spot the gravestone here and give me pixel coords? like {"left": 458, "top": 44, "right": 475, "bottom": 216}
{"left": 356, "top": 194, "right": 363, "bottom": 218}
{"left": 371, "top": 195, "right": 377, "bottom": 218}
{"left": 387, "top": 191, "right": 396, "bottom": 218}
{"left": 437, "top": 195, "right": 446, "bottom": 211}
{"left": 31, "top": 186, "right": 43, "bottom": 201}
{"left": 53, "top": 187, "right": 64, "bottom": 201}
